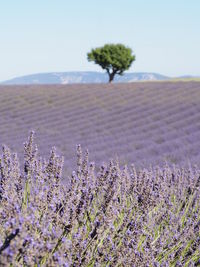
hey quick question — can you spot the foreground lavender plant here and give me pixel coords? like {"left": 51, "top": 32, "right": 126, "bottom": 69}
{"left": 0, "top": 133, "right": 200, "bottom": 266}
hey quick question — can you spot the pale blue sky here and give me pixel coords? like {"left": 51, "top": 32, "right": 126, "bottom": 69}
{"left": 1, "top": 0, "right": 200, "bottom": 81}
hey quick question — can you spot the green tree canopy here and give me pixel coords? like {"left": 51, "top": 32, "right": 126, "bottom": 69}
{"left": 87, "top": 43, "right": 136, "bottom": 83}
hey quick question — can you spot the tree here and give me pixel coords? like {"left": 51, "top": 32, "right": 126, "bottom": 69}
{"left": 87, "top": 43, "right": 135, "bottom": 83}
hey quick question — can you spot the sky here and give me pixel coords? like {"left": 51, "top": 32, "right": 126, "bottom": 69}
{"left": 1, "top": 0, "right": 200, "bottom": 81}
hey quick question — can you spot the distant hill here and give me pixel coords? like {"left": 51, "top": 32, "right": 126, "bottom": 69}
{"left": 1, "top": 71, "right": 169, "bottom": 84}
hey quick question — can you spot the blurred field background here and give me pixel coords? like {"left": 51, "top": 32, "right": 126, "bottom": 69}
{"left": 0, "top": 81, "right": 200, "bottom": 176}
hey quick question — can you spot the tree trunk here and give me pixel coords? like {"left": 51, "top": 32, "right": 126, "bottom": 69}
{"left": 108, "top": 72, "right": 115, "bottom": 83}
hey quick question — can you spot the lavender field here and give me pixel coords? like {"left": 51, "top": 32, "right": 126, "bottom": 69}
{"left": 0, "top": 82, "right": 200, "bottom": 172}
{"left": 0, "top": 82, "right": 200, "bottom": 266}
{"left": 0, "top": 132, "right": 200, "bottom": 265}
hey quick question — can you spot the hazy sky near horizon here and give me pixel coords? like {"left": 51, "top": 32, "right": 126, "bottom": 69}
{"left": 1, "top": 0, "right": 200, "bottom": 81}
